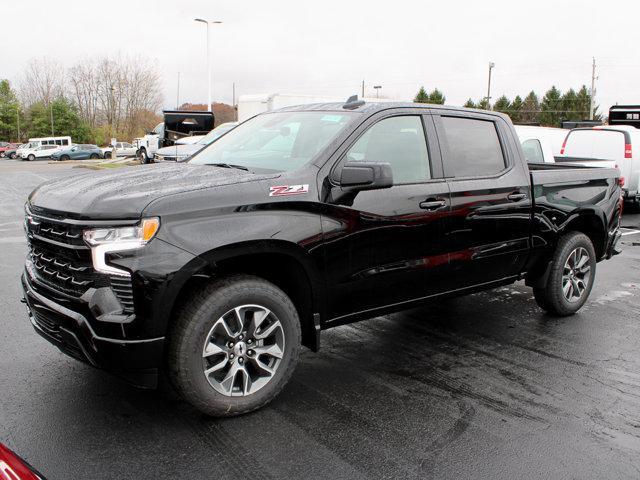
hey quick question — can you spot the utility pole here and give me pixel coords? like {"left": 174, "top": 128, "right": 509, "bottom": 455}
{"left": 486, "top": 62, "right": 495, "bottom": 110}
{"left": 232, "top": 82, "right": 236, "bottom": 121}
{"left": 49, "top": 102, "right": 54, "bottom": 136}
{"left": 361, "top": 80, "right": 365, "bottom": 98}
{"left": 16, "top": 103, "right": 20, "bottom": 141}
{"left": 589, "top": 57, "right": 597, "bottom": 120}
{"left": 176, "top": 72, "right": 181, "bottom": 109}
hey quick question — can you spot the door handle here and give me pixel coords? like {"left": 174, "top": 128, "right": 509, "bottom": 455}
{"left": 419, "top": 199, "right": 447, "bottom": 210}
{"left": 507, "top": 193, "right": 527, "bottom": 202}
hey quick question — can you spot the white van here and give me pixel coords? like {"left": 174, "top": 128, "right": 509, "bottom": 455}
{"left": 557, "top": 125, "right": 640, "bottom": 204}
{"left": 28, "top": 136, "right": 72, "bottom": 149}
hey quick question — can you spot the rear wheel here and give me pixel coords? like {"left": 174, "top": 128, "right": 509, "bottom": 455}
{"left": 168, "top": 275, "right": 301, "bottom": 417}
{"left": 533, "top": 232, "right": 596, "bottom": 316}
{"left": 0, "top": 152, "right": 5, "bottom": 158}
{"left": 104, "top": 151, "right": 112, "bottom": 159}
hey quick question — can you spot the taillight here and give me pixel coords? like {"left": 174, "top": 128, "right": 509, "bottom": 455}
{"left": 560, "top": 137, "right": 568, "bottom": 155}
{"left": 618, "top": 177, "right": 625, "bottom": 187}
{"left": 625, "top": 143, "right": 632, "bottom": 159}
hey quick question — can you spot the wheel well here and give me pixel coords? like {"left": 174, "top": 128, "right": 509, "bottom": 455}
{"left": 564, "top": 215, "right": 605, "bottom": 258}
{"left": 170, "top": 253, "right": 318, "bottom": 351}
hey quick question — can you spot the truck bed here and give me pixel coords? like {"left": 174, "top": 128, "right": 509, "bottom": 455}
{"left": 529, "top": 162, "right": 620, "bottom": 184}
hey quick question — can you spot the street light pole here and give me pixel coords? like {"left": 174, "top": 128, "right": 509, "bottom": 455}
{"left": 374, "top": 85, "right": 382, "bottom": 99}
{"left": 195, "top": 18, "right": 222, "bottom": 112}
{"left": 486, "top": 62, "right": 495, "bottom": 110}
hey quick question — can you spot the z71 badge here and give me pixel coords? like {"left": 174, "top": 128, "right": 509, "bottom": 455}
{"left": 269, "top": 184, "right": 309, "bottom": 197}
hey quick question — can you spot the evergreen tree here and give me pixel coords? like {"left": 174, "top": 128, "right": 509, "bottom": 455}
{"left": 0, "top": 80, "right": 20, "bottom": 141}
{"left": 476, "top": 98, "right": 490, "bottom": 110}
{"left": 26, "top": 97, "right": 91, "bottom": 142}
{"left": 539, "top": 86, "right": 562, "bottom": 127}
{"left": 428, "top": 88, "right": 445, "bottom": 105}
{"left": 414, "top": 86, "right": 429, "bottom": 103}
{"left": 509, "top": 95, "right": 523, "bottom": 124}
{"left": 561, "top": 88, "right": 579, "bottom": 122}
{"left": 520, "top": 91, "right": 541, "bottom": 124}
{"left": 493, "top": 95, "right": 511, "bottom": 114}
{"left": 463, "top": 98, "right": 476, "bottom": 108}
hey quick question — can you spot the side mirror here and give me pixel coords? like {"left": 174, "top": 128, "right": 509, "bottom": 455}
{"left": 339, "top": 162, "right": 393, "bottom": 190}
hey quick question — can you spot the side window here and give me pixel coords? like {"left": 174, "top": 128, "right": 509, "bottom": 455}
{"left": 345, "top": 116, "right": 430, "bottom": 184}
{"left": 440, "top": 116, "right": 506, "bottom": 177}
{"left": 522, "top": 139, "right": 544, "bottom": 163}
{"left": 62, "top": 139, "right": 69, "bottom": 145}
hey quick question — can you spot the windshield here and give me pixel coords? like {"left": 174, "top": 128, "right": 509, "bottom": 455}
{"left": 189, "top": 111, "right": 355, "bottom": 172}
{"left": 197, "top": 124, "right": 237, "bottom": 146}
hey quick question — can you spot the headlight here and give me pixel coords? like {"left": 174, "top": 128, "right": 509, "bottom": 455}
{"left": 83, "top": 218, "right": 159, "bottom": 276}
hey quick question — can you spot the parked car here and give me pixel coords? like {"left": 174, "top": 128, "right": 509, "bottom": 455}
{"left": 20, "top": 144, "right": 58, "bottom": 161}
{"left": 22, "top": 99, "right": 622, "bottom": 417}
{"left": 102, "top": 141, "right": 137, "bottom": 159}
{"left": 556, "top": 125, "right": 640, "bottom": 206}
{"left": 154, "top": 122, "right": 238, "bottom": 162}
{"left": 51, "top": 144, "right": 103, "bottom": 161}
{"left": 25, "top": 136, "right": 72, "bottom": 149}
{"left": 514, "top": 126, "right": 557, "bottom": 164}
{"left": 0, "top": 442, "right": 46, "bottom": 479}
{"left": 3, "top": 144, "right": 23, "bottom": 159}
{"left": 0, "top": 142, "right": 20, "bottom": 158}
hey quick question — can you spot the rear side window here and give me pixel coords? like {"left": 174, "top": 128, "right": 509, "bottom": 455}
{"left": 564, "top": 130, "right": 625, "bottom": 160}
{"left": 522, "top": 139, "right": 544, "bottom": 163}
{"left": 346, "top": 116, "right": 430, "bottom": 183}
{"left": 440, "top": 116, "right": 506, "bottom": 177}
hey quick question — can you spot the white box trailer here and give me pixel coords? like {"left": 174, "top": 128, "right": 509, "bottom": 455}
{"left": 237, "top": 93, "right": 397, "bottom": 122}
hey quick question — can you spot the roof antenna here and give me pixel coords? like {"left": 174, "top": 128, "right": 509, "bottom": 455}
{"left": 343, "top": 95, "right": 365, "bottom": 110}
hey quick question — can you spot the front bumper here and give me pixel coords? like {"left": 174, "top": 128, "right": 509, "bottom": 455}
{"left": 22, "top": 271, "right": 165, "bottom": 388}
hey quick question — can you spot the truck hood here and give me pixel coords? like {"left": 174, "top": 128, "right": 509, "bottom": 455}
{"left": 28, "top": 163, "right": 277, "bottom": 220}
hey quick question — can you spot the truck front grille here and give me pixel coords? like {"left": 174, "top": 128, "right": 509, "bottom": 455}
{"left": 25, "top": 207, "right": 115, "bottom": 298}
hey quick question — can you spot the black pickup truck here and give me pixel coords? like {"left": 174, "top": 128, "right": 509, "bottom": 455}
{"left": 22, "top": 99, "right": 623, "bottom": 416}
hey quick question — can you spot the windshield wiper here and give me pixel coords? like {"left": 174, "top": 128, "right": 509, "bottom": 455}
{"left": 206, "top": 163, "right": 249, "bottom": 171}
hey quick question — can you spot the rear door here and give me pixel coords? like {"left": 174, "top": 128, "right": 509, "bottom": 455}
{"left": 321, "top": 109, "right": 451, "bottom": 320}
{"left": 433, "top": 111, "right": 532, "bottom": 289}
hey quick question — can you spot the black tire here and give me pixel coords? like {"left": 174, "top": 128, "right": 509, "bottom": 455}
{"left": 90, "top": 153, "right": 99, "bottom": 159}
{"left": 168, "top": 275, "right": 301, "bottom": 417}
{"left": 139, "top": 148, "right": 150, "bottom": 164}
{"left": 27, "top": 154, "right": 35, "bottom": 161}
{"left": 0, "top": 152, "right": 5, "bottom": 158}
{"left": 104, "top": 151, "right": 112, "bottom": 159}
{"left": 60, "top": 154, "right": 70, "bottom": 161}
{"left": 533, "top": 232, "right": 596, "bottom": 316}
{"left": 9, "top": 153, "right": 16, "bottom": 159}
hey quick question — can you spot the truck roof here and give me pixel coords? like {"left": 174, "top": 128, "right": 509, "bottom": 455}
{"left": 273, "top": 101, "right": 511, "bottom": 120}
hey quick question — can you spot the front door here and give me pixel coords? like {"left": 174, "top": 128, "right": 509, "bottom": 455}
{"left": 320, "top": 111, "right": 452, "bottom": 321}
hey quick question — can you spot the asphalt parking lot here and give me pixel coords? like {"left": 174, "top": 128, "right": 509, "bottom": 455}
{"left": 2, "top": 158, "right": 640, "bottom": 479}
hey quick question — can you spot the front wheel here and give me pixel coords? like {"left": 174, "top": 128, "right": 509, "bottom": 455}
{"left": 0, "top": 152, "right": 5, "bottom": 158}
{"left": 9, "top": 153, "right": 16, "bottom": 159}
{"left": 60, "top": 154, "right": 70, "bottom": 161}
{"left": 90, "top": 153, "right": 99, "bottom": 159}
{"left": 168, "top": 275, "right": 301, "bottom": 417}
{"left": 27, "top": 154, "right": 35, "bottom": 161}
{"left": 534, "top": 232, "right": 596, "bottom": 316}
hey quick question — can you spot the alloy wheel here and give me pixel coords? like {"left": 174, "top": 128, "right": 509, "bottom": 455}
{"left": 202, "top": 304, "right": 285, "bottom": 396}
{"left": 562, "top": 247, "right": 591, "bottom": 303}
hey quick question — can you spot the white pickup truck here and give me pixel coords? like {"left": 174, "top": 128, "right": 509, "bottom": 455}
{"left": 514, "top": 125, "right": 566, "bottom": 164}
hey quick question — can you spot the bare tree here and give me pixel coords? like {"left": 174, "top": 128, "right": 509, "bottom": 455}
{"left": 68, "top": 54, "right": 162, "bottom": 139}
{"left": 20, "top": 58, "right": 65, "bottom": 107}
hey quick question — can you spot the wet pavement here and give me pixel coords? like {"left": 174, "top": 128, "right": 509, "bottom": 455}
{"left": 2, "top": 159, "right": 640, "bottom": 479}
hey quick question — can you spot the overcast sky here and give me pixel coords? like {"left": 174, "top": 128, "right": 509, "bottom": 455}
{"left": 2, "top": 0, "right": 640, "bottom": 114}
